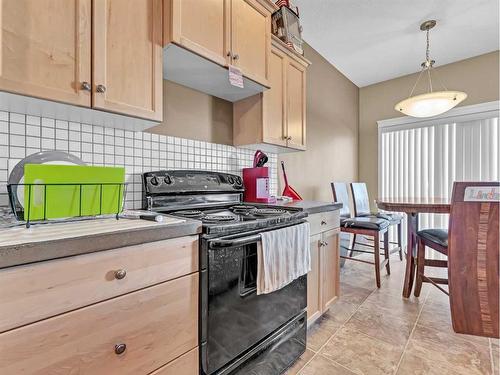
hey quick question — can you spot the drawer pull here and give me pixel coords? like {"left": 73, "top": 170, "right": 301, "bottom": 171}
{"left": 114, "top": 343, "right": 127, "bottom": 355}
{"left": 321, "top": 220, "right": 327, "bottom": 225}
{"left": 114, "top": 269, "right": 127, "bottom": 280}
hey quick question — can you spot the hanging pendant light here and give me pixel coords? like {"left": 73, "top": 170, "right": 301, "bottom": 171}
{"left": 395, "top": 20, "right": 467, "bottom": 118}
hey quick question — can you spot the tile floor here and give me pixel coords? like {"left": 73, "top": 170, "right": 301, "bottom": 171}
{"left": 287, "top": 253, "right": 498, "bottom": 375}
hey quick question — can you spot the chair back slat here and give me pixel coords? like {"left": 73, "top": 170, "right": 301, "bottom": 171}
{"left": 351, "top": 182, "right": 371, "bottom": 216}
{"left": 331, "top": 182, "right": 351, "bottom": 218}
{"left": 448, "top": 181, "right": 500, "bottom": 338}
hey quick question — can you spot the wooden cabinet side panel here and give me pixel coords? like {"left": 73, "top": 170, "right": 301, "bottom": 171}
{"left": 0, "top": 274, "right": 199, "bottom": 375}
{"left": 233, "top": 93, "right": 264, "bottom": 146}
{"left": 307, "top": 233, "right": 322, "bottom": 326}
{"left": 0, "top": 0, "right": 91, "bottom": 106}
{"left": 231, "top": 0, "right": 270, "bottom": 86}
{"left": 286, "top": 59, "right": 306, "bottom": 150}
{"left": 170, "top": 0, "right": 229, "bottom": 66}
{"left": 93, "top": 0, "right": 163, "bottom": 121}
{"left": 0, "top": 236, "right": 198, "bottom": 333}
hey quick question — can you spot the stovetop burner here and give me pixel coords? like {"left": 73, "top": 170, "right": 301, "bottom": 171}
{"left": 172, "top": 210, "right": 205, "bottom": 219}
{"left": 203, "top": 215, "right": 238, "bottom": 223}
{"left": 230, "top": 205, "right": 256, "bottom": 213}
{"left": 251, "top": 208, "right": 287, "bottom": 217}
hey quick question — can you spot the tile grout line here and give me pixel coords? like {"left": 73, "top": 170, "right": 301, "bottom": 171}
{"left": 393, "top": 288, "right": 431, "bottom": 374}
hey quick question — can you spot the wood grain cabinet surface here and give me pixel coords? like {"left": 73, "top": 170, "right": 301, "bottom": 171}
{"left": 163, "top": 0, "right": 273, "bottom": 87}
{"left": 0, "top": 273, "right": 199, "bottom": 375}
{"left": 306, "top": 212, "right": 341, "bottom": 326}
{"left": 0, "top": 0, "right": 163, "bottom": 121}
{"left": 233, "top": 37, "right": 310, "bottom": 152}
{"left": 0, "top": 0, "right": 92, "bottom": 106}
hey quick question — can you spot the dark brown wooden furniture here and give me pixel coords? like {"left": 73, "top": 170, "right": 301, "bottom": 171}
{"left": 414, "top": 229, "right": 449, "bottom": 297}
{"left": 376, "top": 197, "right": 450, "bottom": 298}
{"left": 332, "top": 182, "right": 390, "bottom": 288}
{"left": 350, "top": 182, "right": 403, "bottom": 261}
{"left": 448, "top": 182, "right": 499, "bottom": 338}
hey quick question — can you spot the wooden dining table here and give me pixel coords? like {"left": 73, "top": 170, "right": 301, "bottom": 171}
{"left": 376, "top": 197, "right": 450, "bottom": 298}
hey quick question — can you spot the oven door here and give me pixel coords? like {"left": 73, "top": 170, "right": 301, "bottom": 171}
{"left": 200, "top": 225, "right": 307, "bottom": 375}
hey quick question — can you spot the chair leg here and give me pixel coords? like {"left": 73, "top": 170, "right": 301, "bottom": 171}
{"left": 349, "top": 234, "right": 357, "bottom": 257}
{"left": 384, "top": 231, "right": 390, "bottom": 275}
{"left": 374, "top": 232, "right": 381, "bottom": 288}
{"left": 397, "top": 222, "right": 403, "bottom": 261}
{"left": 414, "top": 238, "right": 426, "bottom": 297}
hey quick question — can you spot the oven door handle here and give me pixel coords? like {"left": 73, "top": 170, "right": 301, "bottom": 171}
{"left": 209, "top": 234, "right": 261, "bottom": 249}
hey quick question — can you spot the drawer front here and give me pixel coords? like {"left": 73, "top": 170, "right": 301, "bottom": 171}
{"left": 308, "top": 210, "right": 340, "bottom": 235}
{"left": 150, "top": 347, "right": 199, "bottom": 375}
{"left": 0, "top": 235, "right": 198, "bottom": 332}
{"left": 0, "top": 273, "right": 198, "bottom": 375}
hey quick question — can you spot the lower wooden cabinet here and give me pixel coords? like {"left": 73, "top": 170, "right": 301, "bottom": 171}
{"left": 150, "top": 347, "right": 199, "bottom": 375}
{"left": 307, "top": 212, "right": 341, "bottom": 326}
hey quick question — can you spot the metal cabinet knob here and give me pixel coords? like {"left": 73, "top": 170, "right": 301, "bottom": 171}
{"left": 114, "top": 343, "right": 127, "bottom": 355}
{"left": 233, "top": 53, "right": 239, "bottom": 60}
{"left": 319, "top": 241, "right": 329, "bottom": 247}
{"left": 81, "top": 81, "right": 91, "bottom": 91}
{"left": 96, "top": 84, "right": 106, "bottom": 93}
{"left": 114, "top": 269, "right": 127, "bottom": 280}
{"left": 226, "top": 51, "right": 232, "bottom": 57}
{"left": 321, "top": 220, "right": 327, "bottom": 225}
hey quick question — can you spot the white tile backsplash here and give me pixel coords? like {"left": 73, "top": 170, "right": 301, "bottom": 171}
{"left": 0, "top": 111, "right": 277, "bottom": 210}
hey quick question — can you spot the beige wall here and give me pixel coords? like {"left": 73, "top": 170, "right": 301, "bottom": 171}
{"left": 359, "top": 51, "right": 500, "bottom": 205}
{"left": 279, "top": 43, "right": 359, "bottom": 201}
{"left": 148, "top": 80, "right": 233, "bottom": 145}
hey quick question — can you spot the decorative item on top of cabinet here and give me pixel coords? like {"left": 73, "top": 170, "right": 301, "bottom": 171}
{"left": 306, "top": 210, "right": 341, "bottom": 326}
{"left": 0, "top": 0, "right": 163, "bottom": 123}
{"left": 233, "top": 35, "right": 310, "bottom": 153}
{"left": 162, "top": 0, "right": 275, "bottom": 102}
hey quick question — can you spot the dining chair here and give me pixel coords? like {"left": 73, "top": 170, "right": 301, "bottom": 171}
{"left": 448, "top": 181, "right": 499, "bottom": 338}
{"left": 331, "top": 182, "right": 390, "bottom": 288}
{"left": 350, "top": 182, "right": 403, "bottom": 261}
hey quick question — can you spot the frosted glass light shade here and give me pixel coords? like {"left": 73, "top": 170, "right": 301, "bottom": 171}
{"left": 395, "top": 91, "right": 467, "bottom": 118}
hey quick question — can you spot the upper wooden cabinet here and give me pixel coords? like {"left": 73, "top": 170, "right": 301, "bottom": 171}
{"left": 163, "top": 0, "right": 273, "bottom": 88}
{"left": 233, "top": 37, "right": 310, "bottom": 152}
{"left": 0, "top": 0, "right": 92, "bottom": 107}
{"left": 93, "top": 0, "right": 163, "bottom": 121}
{"left": 0, "top": 0, "right": 163, "bottom": 122}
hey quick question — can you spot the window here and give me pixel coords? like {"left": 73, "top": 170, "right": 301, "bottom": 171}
{"left": 378, "top": 101, "right": 500, "bottom": 231}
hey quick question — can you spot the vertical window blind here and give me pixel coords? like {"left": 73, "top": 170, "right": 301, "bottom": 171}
{"left": 379, "top": 111, "right": 499, "bottom": 232}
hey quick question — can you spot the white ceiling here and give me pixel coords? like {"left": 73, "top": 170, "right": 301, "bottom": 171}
{"left": 293, "top": 0, "right": 500, "bottom": 87}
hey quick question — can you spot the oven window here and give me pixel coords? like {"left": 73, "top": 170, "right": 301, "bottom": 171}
{"left": 239, "top": 244, "right": 257, "bottom": 297}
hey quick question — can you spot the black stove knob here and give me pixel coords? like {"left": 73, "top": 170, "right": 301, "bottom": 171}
{"left": 164, "top": 176, "right": 172, "bottom": 185}
{"left": 235, "top": 176, "right": 242, "bottom": 185}
{"left": 150, "top": 176, "right": 160, "bottom": 186}
{"left": 228, "top": 176, "right": 235, "bottom": 184}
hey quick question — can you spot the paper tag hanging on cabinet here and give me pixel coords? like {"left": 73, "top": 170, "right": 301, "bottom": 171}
{"left": 228, "top": 65, "right": 244, "bottom": 88}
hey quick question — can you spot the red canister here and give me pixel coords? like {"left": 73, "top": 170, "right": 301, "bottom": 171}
{"left": 243, "top": 167, "right": 270, "bottom": 203}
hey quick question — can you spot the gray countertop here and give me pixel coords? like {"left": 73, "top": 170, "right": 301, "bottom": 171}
{"left": 258, "top": 200, "right": 343, "bottom": 215}
{"left": 0, "top": 214, "right": 201, "bottom": 269}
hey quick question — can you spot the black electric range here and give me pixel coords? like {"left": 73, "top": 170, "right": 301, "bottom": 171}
{"left": 143, "top": 170, "right": 308, "bottom": 375}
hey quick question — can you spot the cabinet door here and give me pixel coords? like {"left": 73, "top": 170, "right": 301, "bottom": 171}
{"left": 93, "top": 0, "right": 163, "bottom": 121}
{"left": 0, "top": 0, "right": 91, "bottom": 106}
{"left": 321, "top": 229, "right": 340, "bottom": 312}
{"left": 262, "top": 47, "right": 287, "bottom": 146}
{"left": 231, "top": 0, "right": 270, "bottom": 86}
{"left": 168, "top": 0, "right": 229, "bottom": 67}
{"left": 307, "top": 233, "right": 322, "bottom": 326}
{"left": 286, "top": 59, "right": 306, "bottom": 150}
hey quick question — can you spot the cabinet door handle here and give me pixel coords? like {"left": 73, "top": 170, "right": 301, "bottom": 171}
{"left": 96, "top": 84, "right": 106, "bottom": 93}
{"left": 288, "top": 136, "right": 293, "bottom": 141}
{"left": 114, "top": 343, "right": 127, "bottom": 355}
{"left": 321, "top": 220, "right": 327, "bottom": 225}
{"left": 114, "top": 269, "right": 127, "bottom": 280}
{"left": 233, "top": 53, "right": 239, "bottom": 60}
{"left": 227, "top": 51, "right": 233, "bottom": 58}
{"left": 81, "top": 81, "right": 91, "bottom": 91}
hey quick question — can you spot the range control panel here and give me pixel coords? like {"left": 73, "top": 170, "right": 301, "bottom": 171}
{"left": 143, "top": 170, "right": 244, "bottom": 195}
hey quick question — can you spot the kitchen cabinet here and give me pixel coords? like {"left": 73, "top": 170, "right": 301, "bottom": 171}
{"left": 163, "top": 0, "right": 274, "bottom": 101}
{"left": 0, "top": 0, "right": 92, "bottom": 107}
{"left": 0, "top": 0, "right": 163, "bottom": 122}
{"left": 0, "top": 235, "right": 199, "bottom": 374}
{"left": 307, "top": 211, "right": 341, "bottom": 326}
{"left": 233, "top": 36, "right": 310, "bottom": 152}
{"left": 93, "top": 0, "right": 163, "bottom": 121}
